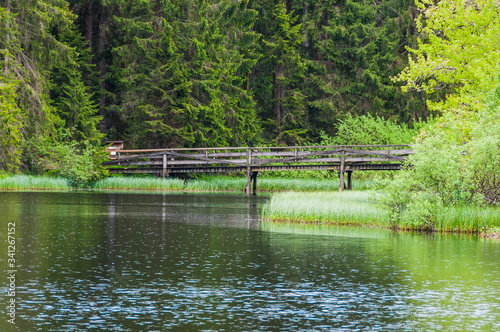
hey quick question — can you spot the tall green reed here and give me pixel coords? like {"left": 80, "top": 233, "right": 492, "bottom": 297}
{"left": 92, "top": 176, "right": 185, "bottom": 190}
{"left": 262, "top": 191, "right": 388, "bottom": 225}
{"left": 0, "top": 175, "right": 71, "bottom": 190}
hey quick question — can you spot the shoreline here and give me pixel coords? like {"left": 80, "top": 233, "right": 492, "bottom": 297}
{"left": 262, "top": 218, "right": 500, "bottom": 239}
{"left": 2, "top": 175, "right": 499, "bottom": 237}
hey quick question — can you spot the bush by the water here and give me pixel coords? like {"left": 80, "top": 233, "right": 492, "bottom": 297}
{"left": 375, "top": 87, "right": 500, "bottom": 231}
{"left": 24, "top": 134, "right": 108, "bottom": 187}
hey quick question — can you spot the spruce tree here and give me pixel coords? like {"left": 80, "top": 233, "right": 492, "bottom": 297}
{"left": 103, "top": 0, "right": 261, "bottom": 148}
{"left": 251, "top": 1, "right": 307, "bottom": 144}
{"left": 298, "top": 0, "right": 422, "bottom": 138}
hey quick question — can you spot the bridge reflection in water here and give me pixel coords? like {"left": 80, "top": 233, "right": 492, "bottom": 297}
{"left": 103, "top": 145, "right": 413, "bottom": 193}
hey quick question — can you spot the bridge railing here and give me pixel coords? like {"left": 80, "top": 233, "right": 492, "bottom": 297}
{"left": 104, "top": 144, "right": 412, "bottom": 168}
{"left": 103, "top": 145, "right": 413, "bottom": 192}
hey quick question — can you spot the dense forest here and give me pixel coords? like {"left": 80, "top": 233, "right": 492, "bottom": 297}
{"left": 2, "top": 0, "right": 499, "bottom": 194}
{"left": 0, "top": 0, "right": 430, "bottom": 175}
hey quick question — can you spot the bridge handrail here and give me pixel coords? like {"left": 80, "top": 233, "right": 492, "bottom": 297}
{"left": 104, "top": 144, "right": 413, "bottom": 192}
{"left": 104, "top": 145, "right": 413, "bottom": 168}
{"left": 112, "top": 144, "right": 410, "bottom": 154}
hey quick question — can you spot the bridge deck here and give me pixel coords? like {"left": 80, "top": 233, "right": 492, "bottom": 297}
{"left": 104, "top": 145, "right": 412, "bottom": 193}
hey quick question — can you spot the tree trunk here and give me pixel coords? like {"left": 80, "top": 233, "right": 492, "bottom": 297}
{"left": 273, "top": 65, "right": 282, "bottom": 132}
{"left": 97, "top": 5, "right": 107, "bottom": 134}
{"left": 84, "top": 0, "right": 93, "bottom": 50}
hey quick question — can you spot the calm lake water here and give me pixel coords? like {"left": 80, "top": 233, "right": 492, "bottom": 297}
{"left": 1, "top": 191, "right": 499, "bottom": 331}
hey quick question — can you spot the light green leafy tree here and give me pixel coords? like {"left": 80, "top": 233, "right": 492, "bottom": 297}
{"left": 0, "top": 81, "right": 23, "bottom": 172}
{"left": 380, "top": 0, "right": 500, "bottom": 229}
{"left": 395, "top": 0, "right": 500, "bottom": 118}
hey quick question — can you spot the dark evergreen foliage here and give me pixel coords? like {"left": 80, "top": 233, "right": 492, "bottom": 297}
{"left": 1, "top": 0, "right": 427, "bottom": 177}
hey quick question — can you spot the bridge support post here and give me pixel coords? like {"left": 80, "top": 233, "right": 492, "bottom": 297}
{"left": 245, "top": 171, "right": 251, "bottom": 194}
{"left": 245, "top": 148, "right": 253, "bottom": 195}
{"left": 245, "top": 171, "right": 258, "bottom": 195}
{"left": 347, "top": 171, "right": 352, "bottom": 190}
{"left": 252, "top": 171, "right": 258, "bottom": 195}
{"left": 162, "top": 152, "right": 168, "bottom": 178}
{"left": 339, "top": 150, "right": 345, "bottom": 192}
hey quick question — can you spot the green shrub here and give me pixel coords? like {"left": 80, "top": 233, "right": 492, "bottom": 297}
{"left": 376, "top": 85, "right": 500, "bottom": 230}
{"left": 325, "top": 113, "right": 418, "bottom": 146}
{"left": 24, "top": 133, "right": 108, "bottom": 187}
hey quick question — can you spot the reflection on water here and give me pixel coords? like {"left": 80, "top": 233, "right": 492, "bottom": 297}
{"left": 0, "top": 192, "right": 499, "bottom": 331}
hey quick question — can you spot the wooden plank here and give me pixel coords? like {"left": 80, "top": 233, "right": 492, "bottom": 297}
{"left": 245, "top": 149, "right": 252, "bottom": 194}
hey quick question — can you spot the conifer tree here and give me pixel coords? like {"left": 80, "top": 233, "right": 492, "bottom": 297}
{"left": 50, "top": 21, "right": 101, "bottom": 145}
{"left": 299, "top": 0, "right": 422, "bottom": 137}
{"left": 104, "top": 0, "right": 261, "bottom": 148}
{"left": 1, "top": 0, "right": 104, "bottom": 179}
{"left": 251, "top": 1, "right": 307, "bottom": 144}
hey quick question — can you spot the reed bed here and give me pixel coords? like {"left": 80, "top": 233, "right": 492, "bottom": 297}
{"left": 428, "top": 206, "right": 500, "bottom": 233}
{"left": 263, "top": 191, "right": 500, "bottom": 233}
{"left": 93, "top": 175, "right": 376, "bottom": 192}
{"left": 184, "top": 176, "right": 246, "bottom": 191}
{"left": 186, "top": 175, "right": 374, "bottom": 192}
{"left": 262, "top": 191, "right": 389, "bottom": 225}
{"left": 0, "top": 175, "right": 71, "bottom": 190}
{"left": 0, "top": 174, "right": 374, "bottom": 192}
{"left": 92, "top": 176, "right": 185, "bottom": 190}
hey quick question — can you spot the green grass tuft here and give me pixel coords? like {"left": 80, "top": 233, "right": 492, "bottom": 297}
{"left": 263, "top": 191, "right": 500, "bottom": 233}
{"left": 185, "top": 175, "right": 374, "bottom": 192}
{"left": 0, "top": 175, "right": 71, "bottom": 190}
{"left": 432, "top": 206, "right": 500, "bottom": 232}
{"left": 262, "top": 191, "right": 389, "bottom": 226}
{"left": 92, "top": 176, "right": 185, "bottom": 190}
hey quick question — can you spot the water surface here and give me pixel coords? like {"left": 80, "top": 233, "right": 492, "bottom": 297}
{"left": 0, "top": 191, "right": 499, "bottom": 331}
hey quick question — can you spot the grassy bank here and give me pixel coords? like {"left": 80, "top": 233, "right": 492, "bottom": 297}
{"left": 262, "top": 191, "right": 500, "bottom": 233}
{"left": 262, "top": 191, "right": 388, "bottom": 226}
{"left": 92, "top": 175, "right": 374, "bottom": 192}
{"left": 1, "top": 174, "right": 372, "bottom": 192}
{"left": 92, "top": 176, "right": 185, "bottom": 190}
{"left": 0, "top": 175, "right": 71, "bottom": 190}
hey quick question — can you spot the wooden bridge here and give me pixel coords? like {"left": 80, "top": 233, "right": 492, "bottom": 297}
{"left": 103, "top": 145, "right": 413, "bottom": 193}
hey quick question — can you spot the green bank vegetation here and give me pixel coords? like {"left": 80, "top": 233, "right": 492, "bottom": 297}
{"left": 262, "top": 191, "right": 500, "bottom": 234}
{"left": 262, "top": 191, "right": 387, "bottom": 225}
{"left": 0, "top": 175, "right": 71, "bottom": 191}
{"left": 0, "top": 173, "right": 372, "bottom": 193}
{"left": 92, "top": 175, "right": 374, "bottom": 192}
{"left": 92, "top": 176, "right": 185, "bottom": 191}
